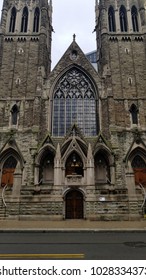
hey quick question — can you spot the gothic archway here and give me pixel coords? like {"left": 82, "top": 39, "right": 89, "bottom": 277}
{"left": 65, "top": 152, "right": 83, "bottom": 177}
{"left": 65, "top": 190, "right": 84, "bottom": 219}
{"left": 39, "top": 152, "right": 54, "bottom": 184}
{"left": 1, "top": 156, "right": 17, "bottom": 187}
{"left": 131, "top": 155, "right": 146, "bottom": 186}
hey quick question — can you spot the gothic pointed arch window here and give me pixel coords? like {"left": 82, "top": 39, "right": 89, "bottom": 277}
{"left": 9, "top": 7, "right": 16, "bottom": 33}
{"left": 39, "top": 152, "right": 54, "bottom": 184}
{"left": 33, "top": 7, "right": 40, "bottom": 32}
{"left": 95, "top": 152, "right": 110, "bottom": 183}
{"left": 131, "top": 155, "right": 146, "bottom": 186}
{"left": 1, "top": 156, "right": 17, "bottom": 187}
{"left": 21, "top": 7, "right": 28, "bottom": 33}
{"left": 52, "top": 68, "right": 98, "bottom": 136}
{"left": 131, "top": 6, "right": 139, "bottom": 32}
{"left": 119, "top": 5, "right": 128, "bottom": 32}
{"left": 11, "top": 104, "right": 19, "bottom": 125}
{"left": 129, "top": 104, "right": 138, "bottom": 124}
{"left": 108, "top": 6, "right": 116, "bottom": 32}
{"left": 65, "top": 152, "right": 83, "bottom": 177}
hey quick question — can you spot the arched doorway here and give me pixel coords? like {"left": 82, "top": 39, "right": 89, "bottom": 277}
{"left": 1, "top": 156, "right": 17, "bottom": 187}
{"left": 131, "top": 155, "right": 146, "bottom": 186}
{"left": 65, "top": 190, "right": 84, "bottom": 219}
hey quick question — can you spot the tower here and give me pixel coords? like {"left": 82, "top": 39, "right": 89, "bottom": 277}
{"left": 95, "top": 0, "right": 146, "bottom": 217}
{"left": 0, "top": 0, "right": 52, "bottom": 99}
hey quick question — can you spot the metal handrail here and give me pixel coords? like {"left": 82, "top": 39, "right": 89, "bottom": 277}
{"left": 139, "top": 183, "right": 146, "bottom": 209}
{"left": 2, "top": 184, "right": 7, "bottom": 208}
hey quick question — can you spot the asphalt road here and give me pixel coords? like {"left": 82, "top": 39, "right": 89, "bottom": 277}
{"left": 0, "top": 231, "right": 146, "bottom": 259}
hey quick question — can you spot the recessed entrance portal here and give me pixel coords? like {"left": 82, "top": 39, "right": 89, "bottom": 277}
{"left": 1, "top": 156, "right": 17, "bottom": 187}
{"left": 65, "top": 190, "right": 84, "bottom": 219}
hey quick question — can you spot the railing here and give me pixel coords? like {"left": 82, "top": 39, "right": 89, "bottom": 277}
{"left": 2, "top": 184, "right": 8, "bottom": 208}
{"left": 139, "top": 183, "right": 146, "bottom": 209}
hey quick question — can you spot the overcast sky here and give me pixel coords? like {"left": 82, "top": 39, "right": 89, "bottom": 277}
{"left": 0, "top": 0, "right": 96, "bottom": 68}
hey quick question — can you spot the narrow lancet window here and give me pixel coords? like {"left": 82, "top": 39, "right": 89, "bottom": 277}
{"left": 9, "top": 7, "right": 16, "bottom": 32}
{"left": 11, "top": 104, "right": 19, "bottom": 125}
{"left": 33, "top": 8, "right": 40, "bottom": 32}
{"left": 21, "top": 7, "right": 28, "bottom": 32}
{"left": 131, "top": 6, "right": 139, "bottom": 32}
{"left": 120, "top": 5, "right": 128, "bottom": 32}
{"left": 129, "top": 104, "right": 138, "bottom": 124}
{"left": 108, "top": 6, "right": 116, "bottom": 32}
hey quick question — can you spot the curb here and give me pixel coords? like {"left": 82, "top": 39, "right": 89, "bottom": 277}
{"left": 0, "top": 228, "right": 146, "bottom": 232}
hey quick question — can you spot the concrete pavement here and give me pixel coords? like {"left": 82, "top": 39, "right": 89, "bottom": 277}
{"left": 0, "top": 219, "right": 146, "bottom": 231}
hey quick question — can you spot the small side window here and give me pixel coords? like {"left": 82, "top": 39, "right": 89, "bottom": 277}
{"left": 11, "top": 104, "right": 19, "bottom": 125}
{"left": 129, "top": 104, "right": 138, "bottom": 124}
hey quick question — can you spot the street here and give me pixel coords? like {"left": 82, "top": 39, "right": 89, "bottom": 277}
{"left": 0, "top": 231, "right": 146, "bottom": 259}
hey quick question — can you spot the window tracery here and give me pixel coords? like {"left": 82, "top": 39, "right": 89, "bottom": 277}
{"left": 33, "top": 7, "right": 40, "bottom": 32}
{"left": 21, "top": 7, "right": 28, "bottom": 33}
{"left": 131, "top": 6, "right": 139, "bottom": 32}
{"left": 108, "top": 6, "right": 116, "bottom": 32}
{"left": 9, "top": 7, "right": 16, "bottom": 33}
{"left": 53, "top": 68, "right": 97, "bottom": 136}
{"left": 119, "top": 5, "right": 128, "bottom": 32}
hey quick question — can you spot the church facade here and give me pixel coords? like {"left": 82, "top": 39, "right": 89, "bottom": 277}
{"left": 0, "top": 0, "right": 146, "bottom": 221}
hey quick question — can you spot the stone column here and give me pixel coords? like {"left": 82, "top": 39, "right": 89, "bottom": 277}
{"left": 54, "top": 143, "right": 62, "bottom": 186}
{"left": 125, "top": 171, "right": 137, "bottom": 201}
{"left": 12, "top": 163, "right": 22, "bottom": 198}
{"left": 34, "top": 164, "right": 40, "bottom": 186}
{"left": 86, "top": 143, "right": 94, "bottom": 185}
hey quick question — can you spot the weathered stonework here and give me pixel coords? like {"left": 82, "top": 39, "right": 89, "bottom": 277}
{"left": 0, "top": 0, "right": 145, "bottom": 221}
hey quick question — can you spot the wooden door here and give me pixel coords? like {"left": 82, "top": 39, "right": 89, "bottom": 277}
{"left": 66, "top": 190, "right": 83, "bottom": 219}
{"left": 1, "top": 156, "right": 17, "bottom": 187}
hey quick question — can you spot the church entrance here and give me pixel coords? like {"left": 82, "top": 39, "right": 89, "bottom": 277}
{"left": 1, "top": 156, "right": 17, "bottom": 187}
{"left": 65, "top": 190, "right": 83, "bottom": 219}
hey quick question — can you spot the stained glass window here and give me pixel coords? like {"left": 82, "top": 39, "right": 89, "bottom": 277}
{"left": 52, "top": 68, "right": 97, "bottom": 136}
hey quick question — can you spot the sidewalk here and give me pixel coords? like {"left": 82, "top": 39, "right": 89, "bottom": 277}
{"left": 0, "top": 219, "right": 146, "bottom": 231}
